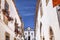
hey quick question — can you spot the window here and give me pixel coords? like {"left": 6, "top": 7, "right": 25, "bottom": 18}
{"left": 40, "top": 2, "right": 43, "bottom": 17}
{"left": 46, "top": 0, "right": 49, "bottom": 6}
{"left": 49, "top": 27, "right": 54, "bottom": 40}
{"left": 31, "top": 33, "right": 33, "bottom": 35}
{"left": 25, "top": 33, "right": 27, "bottom": 35}
{"left": 4, "top": 0, "right": 9, "bottom": 17}
{"left": 40, "top": 22, "right": 42, "bottom": 34}
{"left": 15, "top": 19, "right": 18, "bottom": 34}
{"left": 40, "top": 22, "right": 42, "bottom": 40}
{"left": 5, "top": 32, "right": 10, "bottom": 40}
{"left": 5, "top": 0, "right": 9, "bottom": 11}
{"left": 28, "top": 36, "right": 30, "bottom": 40}
{"left": 43, "top": 36, "right": 45, "bottom": 40}
{"left": 57, "top": 5, "right": 60, "bottom": 28}
{"left": 2, "top": 0, "right": 9, "bottom": 25}
{"left": 14, "top": 38, "right": 16, "bottom": 40}
{"left": 28, "top": 31, "right": 30, "bottom": 35}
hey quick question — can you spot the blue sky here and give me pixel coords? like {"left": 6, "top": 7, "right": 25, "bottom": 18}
{"left": 14, "top": 0, "right": 37, "bottom": 29}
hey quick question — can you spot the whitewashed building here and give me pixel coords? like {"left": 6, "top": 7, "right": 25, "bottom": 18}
{"left": 35, "top": 0, "right": 60, "bottom": 40}
{"left": 0, "top": 0, "right": 24, "bottom": 40}
{"left": 24, "top": 27, "right": 34, "bottom": 40}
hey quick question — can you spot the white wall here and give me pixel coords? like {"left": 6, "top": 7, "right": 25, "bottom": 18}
{"left": 6, "top": 0, "right": 21, "bottom": 31}
{"left": 36, "top": 0, "right": 60, "bottom": 40}
{"left": 46, "top": 0, "right": 60, "bottom": 40}
{"left": 0, "top": 0, "right": 22, "bottom": 40}
{"left": 0, "top": 20, "right": 15, "bottom": 40}
{"left": 24, "top": 31, "right": 28, "bottom": 39}
{"left": 30, "top": 31, "right": 34, "bottom": 40}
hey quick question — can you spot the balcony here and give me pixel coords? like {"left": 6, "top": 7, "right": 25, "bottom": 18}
{"left": 14, "top": 21, "right": 22, "bottom": 36}
{"left": 2, "top": 9, "right": 13, "bottom": 25}
{"left": 2, "top": 9, "right": 9, "bottom": 16}
{"left": 2, "top": 9, "right": 13, "bottom": 21}
{"left": 8, "top": 16, "right": 13, "bottom": 21}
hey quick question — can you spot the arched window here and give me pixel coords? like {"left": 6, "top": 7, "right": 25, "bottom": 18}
{"left": 25, "top": 33, "right": 27, "bottom": 35}
{"left": 49, "top": 27, "right": 54, "bottom": 40}
{"left": 40, "top": 22, "right": 42, "bottom": 40}
{"left": 40, "top": 22, "right": 42, "bottom": 34}
{"left": 40, "top": 1, "right": 43, "bottom": 17}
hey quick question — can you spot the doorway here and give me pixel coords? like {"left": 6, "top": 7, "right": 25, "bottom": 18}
{"left": 28, "top": 36, "right": 30, "bottom": 40}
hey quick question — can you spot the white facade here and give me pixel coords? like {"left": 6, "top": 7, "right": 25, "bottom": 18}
{"left": 0, "top": 0, "right": 24, "bottom": 40}
{"left": 24, "top": 27, "right": 34, "bottom": 40}
{"left": 35, "top": 0, "right": 60, "bottom": 40}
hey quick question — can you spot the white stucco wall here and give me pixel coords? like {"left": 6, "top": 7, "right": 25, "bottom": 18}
{"left": 0, "top": 0, "right": 22, "bottom": 40}
{"left": 6, "top": 0, "right": 21, "bottom": 31}
{"left": 24, "top": 31, "right": 28, "bottom": 40}
{"left": 0, "top": 20, "right": 15, "bottom": 40}
{"left": 46, "top": 0, "right": 60, "bottom": 40}
{"left": 36, "top": 0, "right": 60, "bottom": 40}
